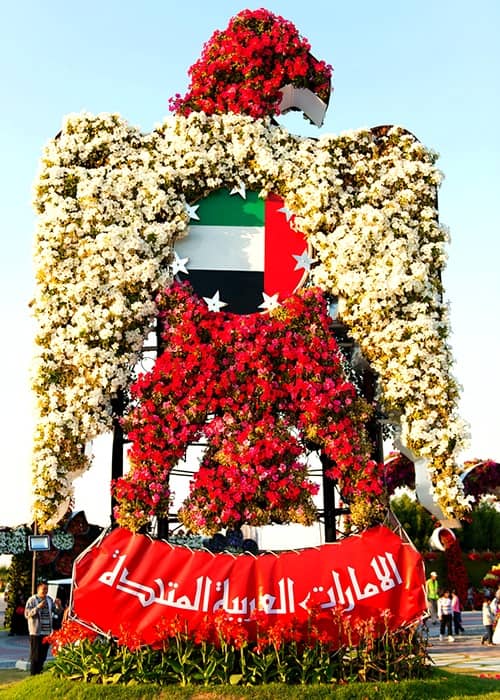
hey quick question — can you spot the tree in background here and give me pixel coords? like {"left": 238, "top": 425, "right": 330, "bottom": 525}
{"left": 457, "top": 502, "right": 500, "bottom": 553}
{"left": 4, "top": 552, "right": 31, "bottom": 634}
{"left": 390, "top": 492, "right": 500, "bottom": 598}
{"left": 390, "top": 493, "right": 436, "bottom": 552}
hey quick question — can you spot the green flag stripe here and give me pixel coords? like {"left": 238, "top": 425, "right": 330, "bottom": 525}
{"left": 190, "top": 189, "right": 264, "bottom": 226}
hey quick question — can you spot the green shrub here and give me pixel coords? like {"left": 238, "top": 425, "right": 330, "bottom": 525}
{"left": 457, "top": 502, "right": 500, "bottom": 552}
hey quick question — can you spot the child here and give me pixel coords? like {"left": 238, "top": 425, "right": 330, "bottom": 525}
{"left": 437, "top": 589, "right": 454, "bottom": 642}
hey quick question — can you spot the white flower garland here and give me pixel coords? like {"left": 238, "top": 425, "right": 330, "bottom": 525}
{"left": 32, "top": 112, "right": 469, "bottom": 530}
{"left": 51, "top": 530, "right": 75, "bottom": 551}
{"left": 0, "top": 528, "right": 29, "bottom": 555}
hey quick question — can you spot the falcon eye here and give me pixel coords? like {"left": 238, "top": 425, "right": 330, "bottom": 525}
{"left": 174, "top": 188, "right": 312, "bottom": 314}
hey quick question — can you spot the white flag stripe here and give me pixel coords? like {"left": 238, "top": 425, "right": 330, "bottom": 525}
{"left": 175, "top": 226, "right": 265, "bottom": 272}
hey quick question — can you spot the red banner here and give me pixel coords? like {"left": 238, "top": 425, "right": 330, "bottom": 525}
{"left": 72, "top": 526, "right": 426, "bottom": 645}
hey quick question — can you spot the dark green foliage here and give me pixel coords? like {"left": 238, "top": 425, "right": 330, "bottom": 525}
{"left": 457, "top": 502, "right": 500, "bottom": 552}
{"left": 391, "top": 495, "right": 500, "bottom": 556}
{"left": 4, "top": 553, "right": 31, "bottom": 633}
{"left": 390, "top": 494, "right": 436, "bottom": 551}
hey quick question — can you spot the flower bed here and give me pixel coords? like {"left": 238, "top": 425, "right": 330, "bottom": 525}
{"left": 46, "top": 612, "right": 429, "bottom": 686}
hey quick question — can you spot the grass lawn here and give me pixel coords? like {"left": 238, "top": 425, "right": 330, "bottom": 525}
{"left": 0, "top": 669, "right": 498, "bottom": 699}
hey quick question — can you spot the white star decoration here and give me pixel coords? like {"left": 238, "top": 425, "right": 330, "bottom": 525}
{"left": 203, "top": 290, "right": 228, "bottom": 312}
{"left": 172, "top": 251, "right": 189, "bottom": 275}
{"left": 258, "top": 292, "right": 280, "bottom": 312}
{"left": 229, "top": 183, "right": 246, "bottom": 199}
{"left": 277, "top": 205, "right": 294, "bottom": 222}
{"left": 292, "top": 249, "right": 314, "bottom": 272}
{"left": 185, "top": 203, "right": 200, "bottom": 221}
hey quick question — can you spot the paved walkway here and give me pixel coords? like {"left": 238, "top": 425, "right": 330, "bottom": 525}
{"left": 0, "top": 610, "right": 498, "bottom": 674}
{"left": 425, "top": 611, "right": 500, "bottom": 676}
{"left": 0, "top": 633, "right": 34, "bottom": 670}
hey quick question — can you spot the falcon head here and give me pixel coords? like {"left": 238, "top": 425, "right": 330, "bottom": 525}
{"left": 169, "top": 8, "right": 332, "bottom": 126}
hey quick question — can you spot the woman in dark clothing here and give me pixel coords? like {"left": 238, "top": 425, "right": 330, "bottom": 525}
{"left": 10, "top": 590, "right": 28, "bottom": 635}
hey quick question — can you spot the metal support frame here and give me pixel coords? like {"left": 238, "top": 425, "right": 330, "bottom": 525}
{"left": 110, "top": 389, "right": 125, "bottom": 527}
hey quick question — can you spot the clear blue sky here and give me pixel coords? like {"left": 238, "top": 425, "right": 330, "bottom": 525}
{"left": 0, "top": 0, "right": 498, "bottom": 527}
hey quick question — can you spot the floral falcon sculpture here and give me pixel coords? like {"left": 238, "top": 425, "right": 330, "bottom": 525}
{"left": 32, "top": 8, "right": 469, "bottom": 532}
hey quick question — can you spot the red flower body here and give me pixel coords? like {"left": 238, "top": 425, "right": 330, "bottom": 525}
{"left": 113, "top": 283, "right": 383, "bottom": 533}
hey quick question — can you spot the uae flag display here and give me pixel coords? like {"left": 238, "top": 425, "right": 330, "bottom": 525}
{"left": 175, "top": 188, "right": 312, "bottom": 313}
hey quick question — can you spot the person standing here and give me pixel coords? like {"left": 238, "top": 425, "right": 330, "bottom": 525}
{"left": 425, "top": 571, "right": 439, "bottom": 624}
{"left": 466, "top": 586, "right": 475, "bottom": 610}
{"left": 24, "top": 582, "right": 54, "bottom": 675}
{"left": 10, "top": 590, "right": 28, "bottom": 636}
{"left": 437, "top": 589, "right": 454, "bottom": 642}
{"left": 481, "top": 595, "right": 494, "bottom": 645}
{"left": 490, "top": 593, "right": 499, "bottom": 619}
{"left": 451, "top": 589, "right": 465, "bottom": 635}
{"left": 492, "top": 598, "right": 500, "bottom": 645}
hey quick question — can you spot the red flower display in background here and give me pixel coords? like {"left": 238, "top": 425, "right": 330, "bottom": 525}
{"left": 383, "top": 452, "right": 416, "bottom": 495}
{"left": 383, "top": 454, "right": 500, "bottom": 504}
{"left": 169, "top": 8, "right": 332, "bottom": 120}
{"left": 113, "top": 283, "right": 384, "bottom": 533}
{"left": 462, "top": 460, "right": 500, "bottom": 501}
{"left": 481, "top": 563, "right": 500, "bottom": 591}
{"left": 439, "top": 529, "right": 469, "bottom": 605}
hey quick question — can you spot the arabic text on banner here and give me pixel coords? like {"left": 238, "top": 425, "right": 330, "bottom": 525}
{"left": 72, "top": 525, "right": 426, "bottom": 645}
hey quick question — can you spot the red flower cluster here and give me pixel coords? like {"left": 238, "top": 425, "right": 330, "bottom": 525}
{"left": 136, "top": 607, "right": 385, "bottom": 653}
{"left": 478, "top": 673, "right": 500, "bottom": 680}
{"left": 481, "top": 552, "right": 496, "bottom": 562}
{"left": 117, "top": 623, "right": 143, "bottom": 652}
{"left": 45, "top": 620, "right": 97, "bottom": 656}
{"left": 383, "top": 451, "right": 416, "bottom": 495}
{"left": 169, "top": 8, "right": 332, "bottom": 120}
{"left": 481, "top": 563, "right": 500, "bottom": 590}
{"left": 113, "top": 283, "right": 383, "bottom": 533}
{"left": 52, "top": 609, "right": 402, "bottom": 664}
